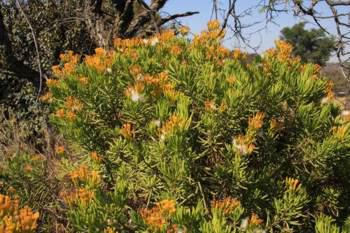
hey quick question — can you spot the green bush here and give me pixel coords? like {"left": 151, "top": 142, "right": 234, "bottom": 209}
{"left": 46, "top": 22, "right": 350, "bottom": 232}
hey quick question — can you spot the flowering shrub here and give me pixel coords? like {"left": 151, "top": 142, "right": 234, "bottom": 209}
{"left": 46, "top": 21, "right": 350, "bottom": 232}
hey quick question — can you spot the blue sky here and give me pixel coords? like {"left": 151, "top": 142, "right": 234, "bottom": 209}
{"left": 160, "top": 1, "right": 336, "bottom": 54}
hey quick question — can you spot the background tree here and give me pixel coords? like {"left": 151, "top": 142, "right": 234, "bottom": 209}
{"left": 211, "top": 0, "right": 350, "bottom": 78}
{"left": 280, "top": 22, "right": 335, "bottom": 66}
{"left": 0, "top": 0, "right": 198, "bottom": 104}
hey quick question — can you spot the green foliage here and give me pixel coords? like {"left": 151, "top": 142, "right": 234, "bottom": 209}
{"left": 281, "top": 22, "right": 335, "bottom": 66}
{"left": 46, "top": 25, "right": 350, "bottom": 232}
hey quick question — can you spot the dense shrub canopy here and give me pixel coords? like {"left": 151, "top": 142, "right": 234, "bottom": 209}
{"left": 45, "top": 22, "right": 350, "bottom": 232}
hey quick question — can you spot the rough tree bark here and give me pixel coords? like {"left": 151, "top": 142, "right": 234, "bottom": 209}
{"left": 84, "top": 0, "right": 198, "bottom": 48}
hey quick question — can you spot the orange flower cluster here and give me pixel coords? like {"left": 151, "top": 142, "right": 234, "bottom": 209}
{"left": 248, "top": 112, "right": 265, "bottom": 131}
{"left": 211, "top": 197, "right": 240, "bottom": 214}
{"left": 156, "top": 30, "right": 175, "bottom": 43}
{"left": 285, "top": 177, "right": 301, "bottom": 191}
{"left": 206, "top": 45, "right": 230, "bottom": 61}
{"left": 249, "top": 213, "right": 263, "bottom": 225}
{"left": 68, "top": 165, "right": 100, "bottom": 185}
{"left": 46, "top": 79, "right": 59, "bottom": 87}
{"left": 54, "top": 96, "right": 83, "bottom": 121}
{"left": 129, "top": 64, "right": 143, "bottom": 78}
{"left": 65, "top": 96, "right": 83, "bottom": 112}
{"left": 226, "top": 75, "right": 237, "bottom": 85}
{"left": 120, "top": 123, "right": 134, "bottom": 139}
{"left": 232, "top": 48, "right": 246, "bottom": 60}
{"left": 192, "top": 29, "right": 225, "bottom": 46}
{"left": 60, "top": 188, "right": 94, "bottom": 206}
{"left": 114, "top": 30, "right": 175, "bottom": 51}
{"left": 179, "top": 26, "right": 190, "bottom": 35}
{"left": 162, "top": 83, "right": 180, "bottom": 102}
{"left": 264, "top": 40, "right": 300, "bottom": 66}
{"left": 39, "top": 92, "right": 53, "bottom": 103}
{"left": 325, "top": 80, "right": 335, "bottom": 100}
{"left": 204, "top": 100, "right": 216, "bottom": 112}
{"left": 270, "top": 118, "right": 285, "bottom": 132}
{"left": 124, "top": 82, "right": 144, "bottom": 102}
{"left": 103, "top": 227, "right": 116, "bottom": 233}
{"left": 166, "top": 224, "right": 187, "bottom": 233}
{"left": 232, "top": 135, "right": 256, "bottom": 156}
{"left": 23, "top": 164, "right": 33, "bottom": 173}
{"left": 114, "top": 38, "right": 143, "bottom": 49}
{"left": 52, "top": 50, "right": 80, "bottom": 77}
{"left": 85, "top": 48, "right": 115, "bottom": 73}
{"left": 144, "top": 72, "right": 169, "bottom": 85}
{"left": 139, "top": 200, "right": 176, "bottom": 230}
{"left": 0, "top": 194, "right": 39, "bottom": 233}
{"left": 77, "top": 76, "right": 89, "bottom": 86}
{"left": 169, "top": 45, "right": 182, "bottom": 56}
{"left": 333, "top": 125, "right": 348, "bottom": 140}
{"left": 207, "top": 20, "right": 221, "bottom": 31}
{"left": 90, "top": 151, "right": 102, "bottom": 162}
{"left": 54, "top": 145, "right": 65, "bottom": 155}
{"left": 275, "top": 40, "right": 293, "bottom": 61}
{"left": 160, "top": 114, "right": 186, "bottom": 137}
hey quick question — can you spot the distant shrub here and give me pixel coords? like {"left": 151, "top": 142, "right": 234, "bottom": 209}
{"left": 46, "top": 21, "right": 350, "bottom": 232}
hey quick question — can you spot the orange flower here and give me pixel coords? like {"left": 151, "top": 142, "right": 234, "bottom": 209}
{"left": 157, "top": 200, "right": 176, "bottom": 215}
{"left": 46, "top": 79, "right": 59, "bottom": 87}
{"left": 66, "top": 111, "right": 76, "bottom": 121}
{"left": 207, "top": 20, "right": 221, "bottom": 31}
{"left": 160, "top": 114, "right": 186, "bottom": 137}
{"left": 54, "top": 109, "right": 65, "bottom": 118}
{"left": 232, "top": 48, "right": 242, "bottom": 59}
{"left": 95, "top": 47, "right": 106, "bottom": 56}
{"left": 285, "top": 177, "right": 300, "bottom": 190}
{"left": 270, "top": 118, "right": 284, "bottom": 132}
{"left": 90, "top": 151, "right": 102, "bottom": 162}
{"left": 167, "top": 224, "right": 187, "bottom": 233}
{"left": 104, "top": 227, "right": 116, "bottom": 233}
{"left": 78, "top": 76, "right": 89, "bottom": 85}
{"left": 139, "top": 199, "right": 176, "bottom": 230}
{"left": 333, "top": 125, "right": 348, "bottom": 140}
{"left": 204, "top": 100, "right": 216, "bottom": 111}
{"left": 52, "top": 65, "right": 62, "bottom": 76}
{"left": 179, "top": 26, "right": 190, "bottom": 35}
{"left": 129, "top": 64, "right": 143, "bottom": 77}
{"left": 23, "top": 164, "right": 33, "bottom": 173}
{"left": 217, "top": 46, "right": 230, "bottom": 58}
{"left": 60, "top": 188, "right": 94, "bottom": 206}
{"left": 249, "top": 213, "right": 263, "bottom": 225}
{"left": 233, "top": 135, "right": 255, "bottom": 155}
{"left": 226, "top": 75, "right": 237, "bottom": 85}
{"left": 64, "top": 96, "right": 83, "bottom": 112}
{"left": 159, "top": 30, "right": 175, "bottom": 42}
{"left": 125, "top": 82, "right": 144, "bottom": 102}
{"left": 326, "top": 80, "right": 335, "bottom": 100}
{"left": 170, "top": 45, "right": 182, "bottom": 55}
{"left": 55, "top": 145, "right": 65, "bottom": 155}
{"left": 40, "top": 92, "right": 52, "bottom": 103}
{"left": 219, "top": 101, "right": 228, "bottom": 112}
{"left": 85, "top": 50, "right": 114, "bottom": 73}
{"left": 211, "top": 197, "right": 240, "bottom": 214}
{"left": 0, "top": 194, "right": 39, "bottom": 232}
{"left": 248, "top": 112, "right": 265, "bottom": 130}
{"left": 120, "top": 123, "right": 134, "bottom": 139}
